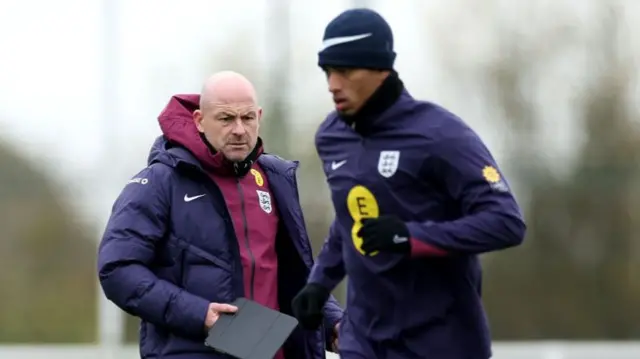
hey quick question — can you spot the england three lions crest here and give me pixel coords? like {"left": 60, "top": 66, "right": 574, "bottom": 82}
{"left": 377, "top": 150, "right": 400, "bottom": 178}
{"left": 256, "top": 190, "right": 273, "bottom": 214}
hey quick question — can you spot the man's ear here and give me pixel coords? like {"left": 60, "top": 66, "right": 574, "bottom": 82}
{"left": 193, "top": 110, "right": 204, "bottom": 132}
{"left": 257, "top": 107, "right": 263, "bottom": 122}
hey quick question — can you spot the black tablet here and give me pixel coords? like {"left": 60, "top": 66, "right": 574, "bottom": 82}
{"left": 205, "top": 297, "right": 299, "bottom": 359}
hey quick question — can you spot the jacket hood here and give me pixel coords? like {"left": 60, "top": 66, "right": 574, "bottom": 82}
{"left": 157, "top": 94, "right": 219, "bottom": 168}
{"left": 147, "top": 135, "right": 170, "bottom": 166}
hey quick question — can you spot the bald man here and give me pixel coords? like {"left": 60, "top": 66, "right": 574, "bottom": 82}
{"left": 98, "top": 71, "right": 343, "bottom": 359}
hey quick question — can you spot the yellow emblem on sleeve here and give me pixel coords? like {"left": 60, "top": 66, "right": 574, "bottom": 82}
{"left": 482, "top": 165, "right": 509, "bottom": 192}
{"left": 482, "top": 166, "right": 501, "bottom": 183}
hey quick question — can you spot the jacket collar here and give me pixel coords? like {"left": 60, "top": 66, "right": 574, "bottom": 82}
{"left": 339, "top": 70, "right": 404, "bottom": 136}
{"left": 149, "top": 136, "right": 297, "bottom": 181}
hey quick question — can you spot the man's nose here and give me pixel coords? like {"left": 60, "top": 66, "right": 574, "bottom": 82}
{"left": 327, "top": 73, "right": 343, "bottom": 94}
{"left": 230, "top": 118, "right": 247, "bottom": 135}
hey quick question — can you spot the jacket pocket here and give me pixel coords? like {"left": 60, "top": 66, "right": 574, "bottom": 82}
{"left": 181, "top": 262, "right": 234, "bottom": 303}
{"left": 171, "top": 235, "right": 232, "bottom": 272}
{"left": 171, "top": 235, "right": 235, "bottom": 303}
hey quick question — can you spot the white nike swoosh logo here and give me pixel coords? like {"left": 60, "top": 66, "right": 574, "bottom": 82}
{"left": 320, "top": 33, "right": 372, "bottom": 51}
{"left": 331, "top": 160, "right": 347, "bottom": 170}
{"left": 392, "top": 235, "right": 408, "bottom": 244}
{"left": 184, "top": 194, "right": 206, "bottom": 202}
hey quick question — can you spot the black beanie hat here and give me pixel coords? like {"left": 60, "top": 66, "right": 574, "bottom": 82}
{"left": 318, "top": 8, "right": 396, "bottom": 70}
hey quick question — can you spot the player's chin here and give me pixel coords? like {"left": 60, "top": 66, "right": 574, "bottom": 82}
{"left": 336, "top": 106, "right": 355, "bottom": 116}
{"left": 223, "top": 147, "right": 250, "bottom": 162}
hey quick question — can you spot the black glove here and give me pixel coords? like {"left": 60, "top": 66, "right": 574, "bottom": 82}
{"left": 358, "top": 216, "right": 411, "bottom": 255}
{"left": 291, "top": 283, "right": 330, "bottom": 330}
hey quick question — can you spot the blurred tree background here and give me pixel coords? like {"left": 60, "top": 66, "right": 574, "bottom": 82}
{"left": 0, "top": 139, "right": 97, "bottom": 342}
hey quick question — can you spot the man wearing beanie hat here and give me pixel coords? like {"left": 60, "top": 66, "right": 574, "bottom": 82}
{"left": 291, "top": 8, "right": 526, "bottom": 359}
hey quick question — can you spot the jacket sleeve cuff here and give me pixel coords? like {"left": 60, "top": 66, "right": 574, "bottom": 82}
{"left": 170, "top": 290, "right": 211, "bottom": 338}
{"left": 322, "top": 296, "right": 343, "bottom": 328}
{"left": 322, "top": 297, "right": 343, "bottom": 352}
{"left": 410, "top": 237, "right": 448, "bottom": 257}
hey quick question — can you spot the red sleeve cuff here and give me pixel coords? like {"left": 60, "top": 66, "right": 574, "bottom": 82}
{"left": 410, "top": 237, "right": 448, "bottom": 257}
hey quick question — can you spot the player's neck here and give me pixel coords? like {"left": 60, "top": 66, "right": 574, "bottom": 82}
{"left": 342, "top": 71, "right": 404, "bottom": 135}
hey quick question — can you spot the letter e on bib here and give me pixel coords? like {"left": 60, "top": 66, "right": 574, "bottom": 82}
{"left": 377, "top": 150, "right": 400, "bottom": 178}
{"left": 346, "top": 185, "right": 380, "bottom": 255}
